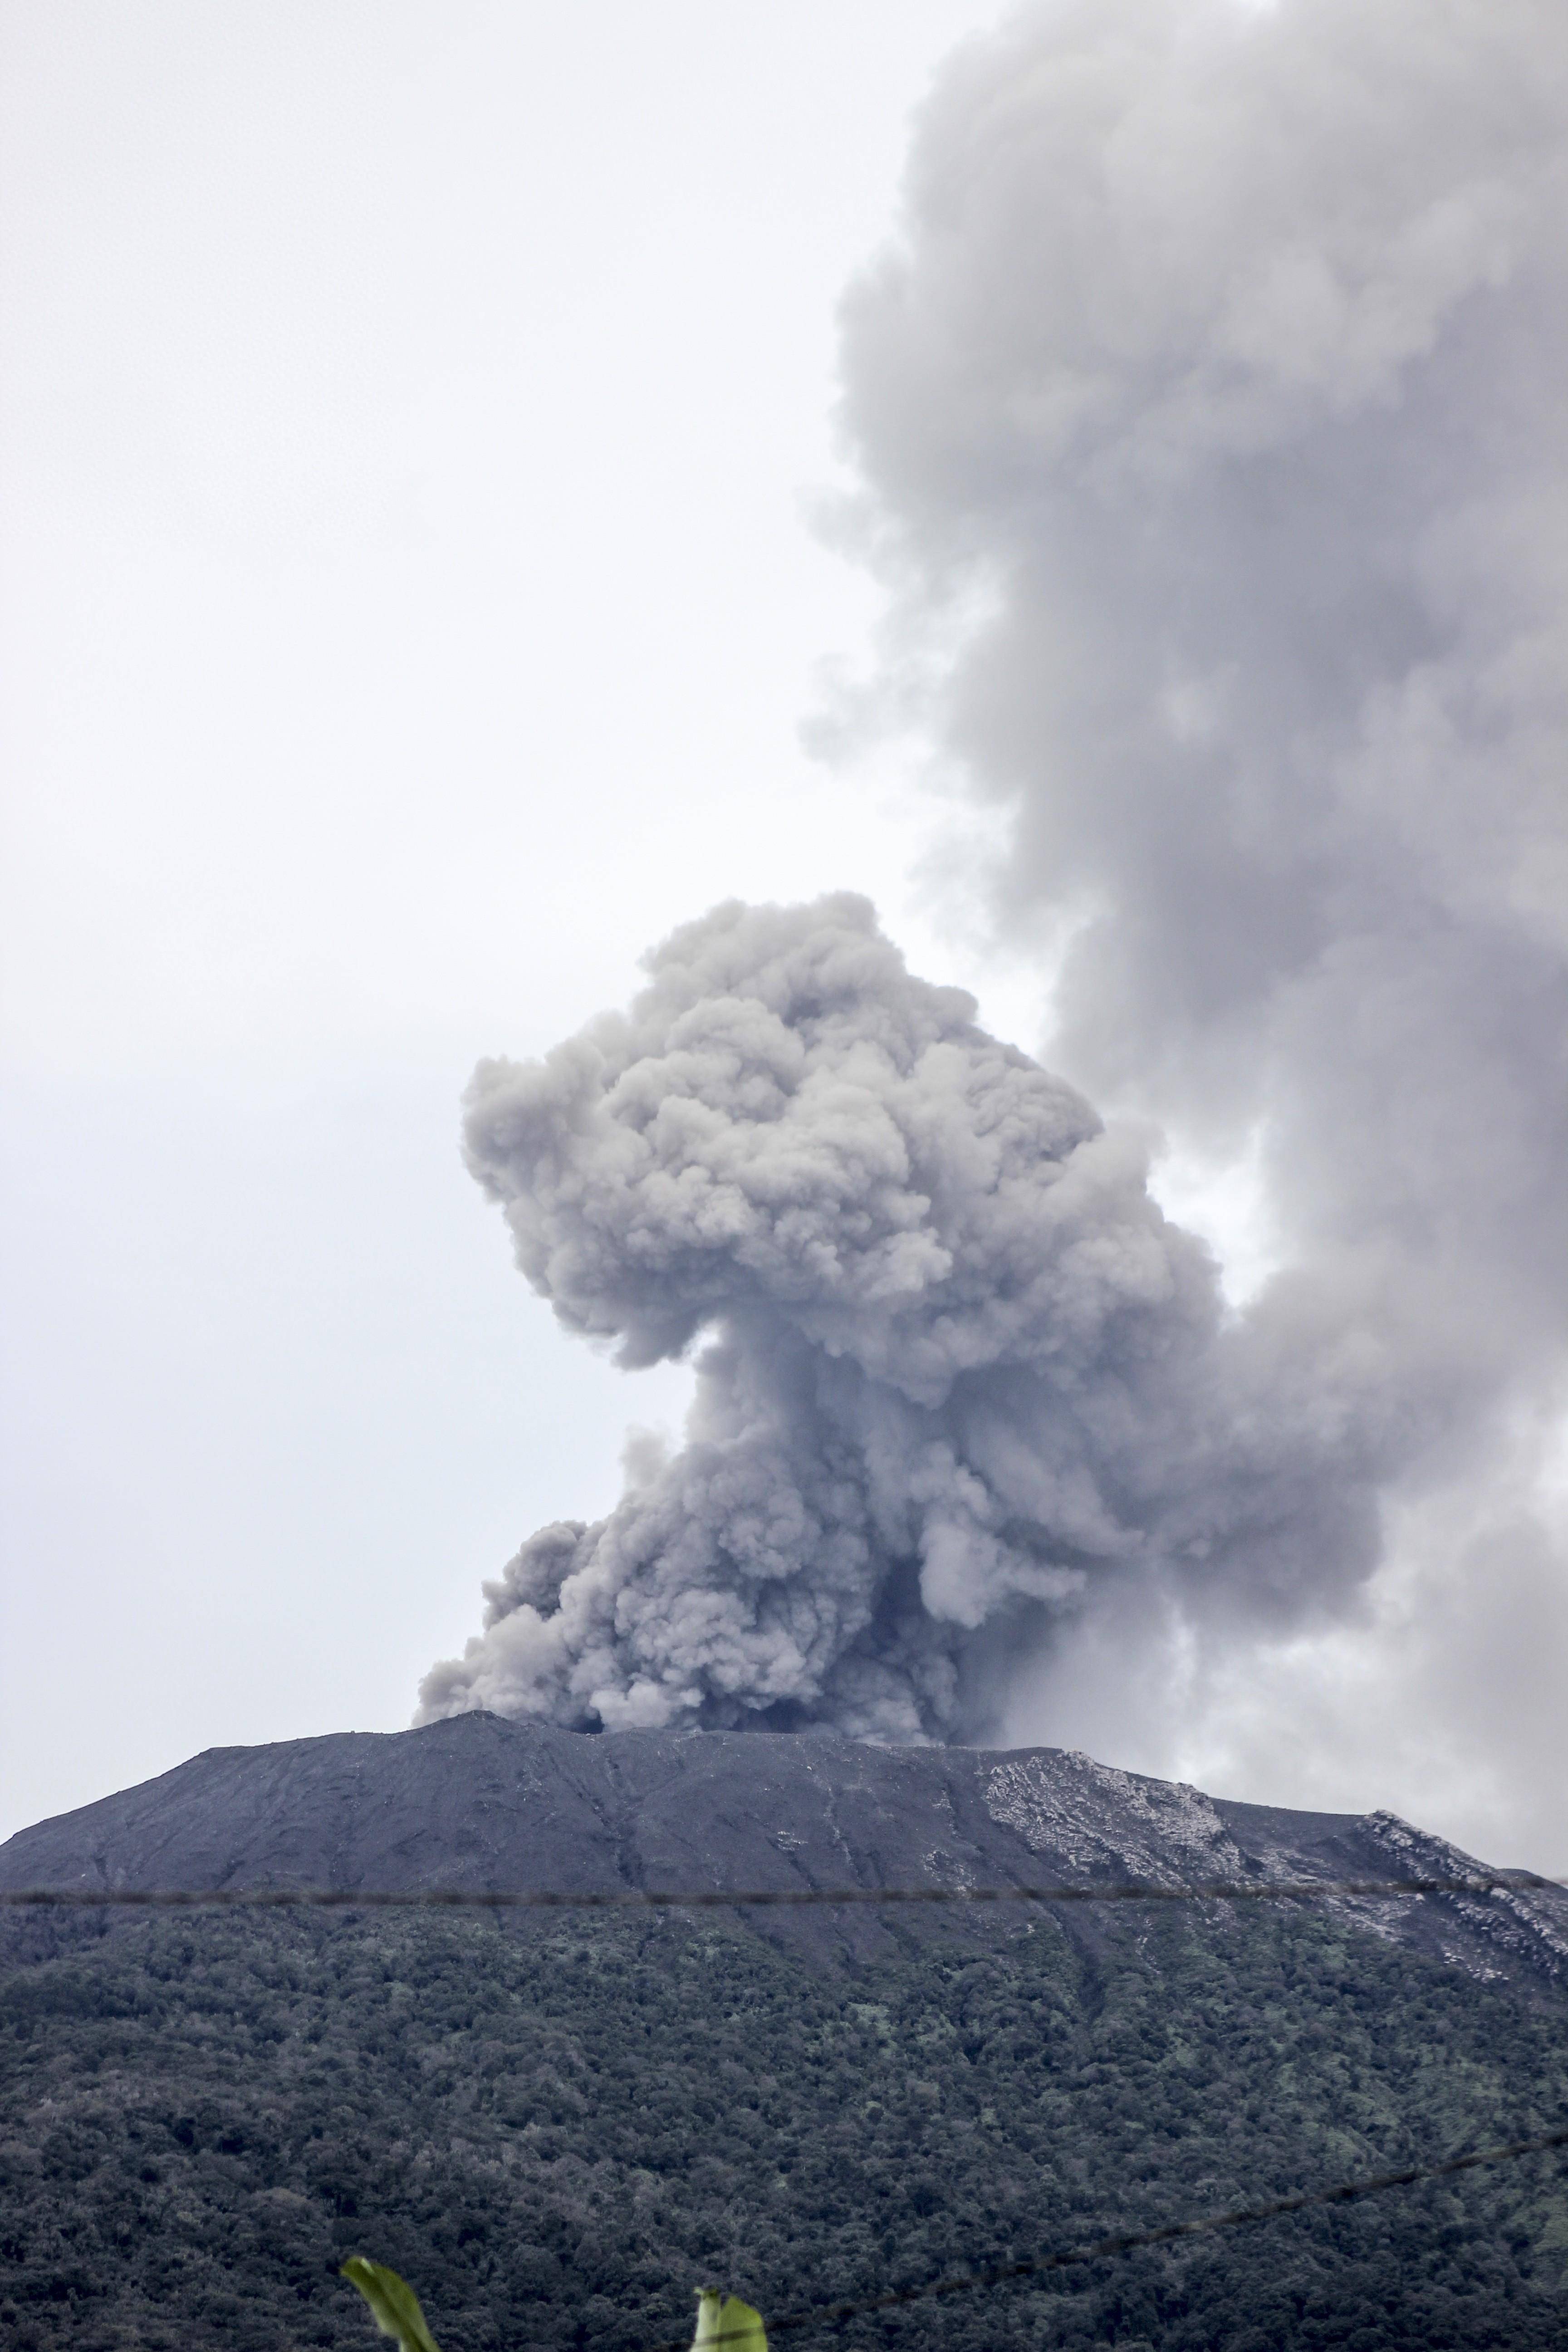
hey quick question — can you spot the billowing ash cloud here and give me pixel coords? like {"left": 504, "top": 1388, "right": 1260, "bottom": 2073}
{"left": 420, "top": 895, "right": 1441, "bottom": 1741}
{"left": 815, "top": 0, "right": 1568, "bottom": 1796}
{"left": 424, "top": 0, "right": 1567, "bottom": 1786}
{"left": 832, "top": 0, "right": 1567, "bottom": 1318}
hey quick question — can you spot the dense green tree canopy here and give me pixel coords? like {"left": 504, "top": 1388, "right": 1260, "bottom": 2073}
{"left": 2, "top": 1897, "right": 1565, "bottom": 2350}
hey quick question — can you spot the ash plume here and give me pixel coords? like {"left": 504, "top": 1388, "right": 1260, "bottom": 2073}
{"left": 424, "top": 0, "right": 1566, "bottom": 1782}
{"left": 820, "top": 0, "right": 1568, "bottom": 1795}
{"left": 420, "top": 896, "right": 1438, "bottom": 1741}
{"left": 833, "top": 0, "right": 1568, "bottom": 1300}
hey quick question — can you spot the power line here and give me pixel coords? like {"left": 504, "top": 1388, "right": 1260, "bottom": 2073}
{"left": 0, "top": 1870, "right": 1562, "bottom": 1911}
{"left": 646, "top": 2126, "right": 1568, "bottom": 2352}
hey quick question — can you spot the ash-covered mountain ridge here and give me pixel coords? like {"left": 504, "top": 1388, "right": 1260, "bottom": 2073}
{"left": 5, "top": 1713, "right": 1563, "bottom": 1989}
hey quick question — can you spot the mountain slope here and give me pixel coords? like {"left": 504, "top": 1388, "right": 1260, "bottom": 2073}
{"left": 1, "top": 1724, "right": 1566, "bottom": 2352}
{"left": 4, "top": 1713, "right": 1565, "bottom": 1985}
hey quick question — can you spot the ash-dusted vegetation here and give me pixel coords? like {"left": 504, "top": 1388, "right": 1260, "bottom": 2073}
{"left": 1, "top": 1899, "right": 1565, "bottom": 2352}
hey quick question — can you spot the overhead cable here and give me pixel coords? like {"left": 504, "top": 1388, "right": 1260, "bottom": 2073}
{"left": 646, "top": 2126, "right": 1568, "bottom": 2351}
{"left": 1, "top": 1870, "right": 1562, "bottom": 1911}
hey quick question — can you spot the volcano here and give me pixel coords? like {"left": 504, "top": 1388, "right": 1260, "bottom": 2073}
{"left": 2, "top": 1726, "right": 1565, "bottom": 2352}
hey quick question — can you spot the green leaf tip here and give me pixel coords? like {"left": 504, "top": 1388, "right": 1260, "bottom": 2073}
{"left": 340, "top": 2256, "right": 443, "bottom": 2352}
{"left": 692, "top": 2286, "right": 769, "bottom": 2352}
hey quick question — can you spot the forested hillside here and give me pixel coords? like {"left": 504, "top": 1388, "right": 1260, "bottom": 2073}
{"left": 4, "top": 1891, "right": 1566, "bottom": 2352}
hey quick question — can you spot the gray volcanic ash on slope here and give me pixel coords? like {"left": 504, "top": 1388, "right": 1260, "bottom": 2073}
{"left": 5, "top": 1717, "right": 1567, "bottom": 1988}
{"left": 421, "top": 897, "right": 1418, "bottom": 1742}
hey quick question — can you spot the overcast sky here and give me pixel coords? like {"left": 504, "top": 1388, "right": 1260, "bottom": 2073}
{"left": 0, "top": 0, "right": 1032, "bottom": 1843}
{"left": 3, "top": 0, "right": 1563, "bottom": 1867}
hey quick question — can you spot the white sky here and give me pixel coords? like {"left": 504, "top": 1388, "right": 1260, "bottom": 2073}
{"left": 1, "top": 0, "right": 1055, "bottom": 1839}
{"left": 11, "top": 1, "right": 1534, "bottom": 1866}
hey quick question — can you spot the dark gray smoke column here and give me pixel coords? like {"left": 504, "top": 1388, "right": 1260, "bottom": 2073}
{"left": 422, "top": 0, "right": 1567, "bottom": 1775}
{"left": 421, "top": 896, "right": 1428, "bottom": 1741}
{"left": 818, "top": 0, "right": 1568, "bottom": 1794}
